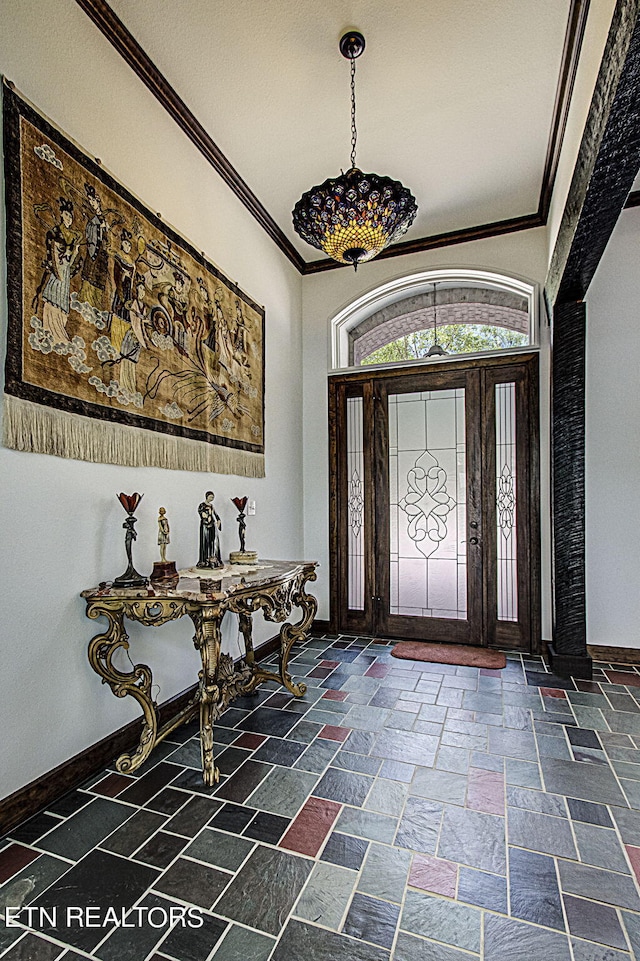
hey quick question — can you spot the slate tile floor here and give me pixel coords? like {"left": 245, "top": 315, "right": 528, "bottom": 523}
{"left": 2, "top": 637, "right": 640, "bottom": 960}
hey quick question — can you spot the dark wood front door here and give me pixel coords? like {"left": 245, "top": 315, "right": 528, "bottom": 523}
{"left": 329, "top": 354, "right": 540, "bottom": 651}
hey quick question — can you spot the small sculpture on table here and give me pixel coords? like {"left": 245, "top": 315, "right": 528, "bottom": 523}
{"left": 113, "top": 492, "right": 148, "bottom": 587}
{"left": 229, "top": 496, "right": 258, "bottom": 564}
{"left": 158, "top": 507, "right": 170, "bottom": 562}
{"left": 150, "top": 507, "right": 178, "bottom": 585}
{"left": 196, "top": 491, "right": 223, "bottom": 569}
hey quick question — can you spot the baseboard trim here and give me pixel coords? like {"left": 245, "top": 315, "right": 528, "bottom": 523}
{"left": 547, "top": 642, "right": 593, "bottom": 679}
{"left": 588, "top": 644, "right": 640, "bottom": 665}
{"left": 255, "top": 634, "right": 280, "bottom": 660}
{"left": 0, "top": 637, "right": 279, "bottom": 836}
{"left": 312, "top": 619, "right": 332, "bottom": 634}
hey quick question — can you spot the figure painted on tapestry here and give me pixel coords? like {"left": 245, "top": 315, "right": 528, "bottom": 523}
{"left": 121, "top": 272, "right": 152, "bottom": 396}
{"left": 197, "top": 491, "right": 223, "bottom": 568}
{"left": 127, "top": 274, "right": 151, "bottom": 348}
{"left": 213, "top": 288, "right": 235, "bottom": 374}
{"left": 79, "top": 183, "right": 110, "bottom": 308}
{"left": 154, "top": 270, "right": 190, "bottom": 356}
{"left": 32, "top": 197, "right": 82, "bottom": 344}
{"left": 105, "top": 229, "right": 138, "bottom": 396}
{"left": 194, "top": 278, "right": 216, "bottom": 371}
{"left": 234, "top": 298, "right": 251, "bottom": 376}
{"left": 109, "top": 228, "right": 135, "bottom": 346}
{"left": 157, "top": 507, "right": 170, "bottom": 563}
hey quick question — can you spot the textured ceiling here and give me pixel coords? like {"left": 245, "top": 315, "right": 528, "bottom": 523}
{"left": 107, "top": 0, "right": 573, "bottom": 262}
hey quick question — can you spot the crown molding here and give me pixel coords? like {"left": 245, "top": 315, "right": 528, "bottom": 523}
{"left": 74, "top": 0, "right": 306, "bottom": 272}
{"left": 302, "top": 213, "right": 545, "bottom": 275}
{"left": 76, "top": 0, "right": 587, "bottom": 275}
{"left": 538, "top": 0, "right": 591, "bottom": 221}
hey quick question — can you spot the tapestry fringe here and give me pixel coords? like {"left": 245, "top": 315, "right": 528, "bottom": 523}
{"left": 2, "top": 395, "right": 265, "bottom": 478}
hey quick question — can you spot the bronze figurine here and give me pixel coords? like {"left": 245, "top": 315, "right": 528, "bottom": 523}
{"left": 197, "top": 491, "right": 223, "bottom": 568}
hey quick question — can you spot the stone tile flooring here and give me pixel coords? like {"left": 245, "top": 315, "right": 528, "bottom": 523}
{"left": 2, "top": 636, "right": 640, "bottom": 960}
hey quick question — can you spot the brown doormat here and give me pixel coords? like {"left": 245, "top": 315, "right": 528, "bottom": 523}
{"left": 391, "top": 641, "right": 506, "bottom": 670}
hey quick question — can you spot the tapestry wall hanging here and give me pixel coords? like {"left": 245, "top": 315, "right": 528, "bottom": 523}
{"left": 2, "top": 83, "right": 265, "bottom": 477}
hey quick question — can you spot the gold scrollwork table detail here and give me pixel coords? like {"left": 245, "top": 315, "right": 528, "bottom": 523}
{"left": 230, "top": 566, "right": 318, "bottom": 697}
{"left": 85, "top": 597, "right": 176, "bottom": 775}
{"left": 82, "top": 560, "right": 318, "bottom": 786}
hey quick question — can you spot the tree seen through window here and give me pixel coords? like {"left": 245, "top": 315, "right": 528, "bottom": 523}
{"left": 361, "top": 324, "right": 528, "bottom": 365}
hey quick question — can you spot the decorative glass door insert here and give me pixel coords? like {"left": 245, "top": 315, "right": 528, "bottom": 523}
{"left": 496, "top": 382, "right": 518, "bottom": 622}
{"left": 374, "top": 368, "right": 482, "bottom": 645}
{"left": 329, "top": 355, "right": 539, "bottom": 651}
{"left": 347, "top": 395, "right": 365, "bottom": 611}
{"left": 389, "top": 389, "right": 467, "bottom": 619}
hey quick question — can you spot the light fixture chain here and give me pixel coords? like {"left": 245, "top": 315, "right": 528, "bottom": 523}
{"left": 350, "top": 57, "right": 357, "bottom": 169}
{"left": 292, "top": 30, "right": 418, "bottom": 268}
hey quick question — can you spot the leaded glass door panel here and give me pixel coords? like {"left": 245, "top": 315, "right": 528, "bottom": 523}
{"left": 481, "top": 362, "right": 535, "bottom": 650}
{"left": 329, "top": 354, "right": 539, "bottom": 651}
{"left": 375, "top": 369, "right": 482, "bottom": 643}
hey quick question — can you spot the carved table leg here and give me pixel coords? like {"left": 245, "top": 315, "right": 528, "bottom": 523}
{"left": 241, "top": 568, "right": 318, "bottom": 697}
{"left": 277, "top": 570, "right": 317, "bottom": 696}
{"left": 189, "top": 605, "right": 225, "bottom": 786}
{"left": 86, "top": 600, "right": 158, "bottom": 775}
{"left": 236, "top": 610, "right": 262, "bottom": 696}
{"left": 238, "top": 611, "right": 256, "bottom": 670}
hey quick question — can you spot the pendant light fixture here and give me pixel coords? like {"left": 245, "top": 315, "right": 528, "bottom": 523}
{"left": 426, "top": 283, "right": 448, "bottom": 357}
{"left": 292, "top": 31, "right": 418, "bottom": 270}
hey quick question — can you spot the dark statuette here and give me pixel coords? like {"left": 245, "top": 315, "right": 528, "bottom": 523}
{"left": 197, "top": 491, "right": 223, "bottom": 569}
{"left": 229, "top": 496, "right": 258, "bottom": 564}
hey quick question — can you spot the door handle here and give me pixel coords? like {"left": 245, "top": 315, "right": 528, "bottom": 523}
{"left": 469, "top": 537, "right": 479, "bottom": 545}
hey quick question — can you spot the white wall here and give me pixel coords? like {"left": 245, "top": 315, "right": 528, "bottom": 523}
{"left": 585, "top": 206, "right": 640, "bottom": 649}
{"left": 0, "top": 0, "right": 304, "bottom": 801}
{"left": 301, "top": 229, "right": 553, "bottom": 640}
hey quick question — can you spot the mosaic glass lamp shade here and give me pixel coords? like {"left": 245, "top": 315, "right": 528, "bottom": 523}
{"left": 292, "top": 31, "right": 418, "bottom": 269}
{"left": 292, "top": 167, "right": 417, "bottom": 267}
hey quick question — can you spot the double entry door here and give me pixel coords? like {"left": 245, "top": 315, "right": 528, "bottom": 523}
{"left": 329, "top": 355, "right": 540, "bottom": 651}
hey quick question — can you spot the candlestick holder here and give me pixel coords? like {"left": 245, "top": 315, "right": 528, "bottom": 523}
{"left": 113, "top": 492, "right": 148, "bottom": 587}
{"left": 229, "top": 496, "right": 258, "bottom": 564}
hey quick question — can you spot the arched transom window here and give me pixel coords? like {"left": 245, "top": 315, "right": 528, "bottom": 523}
{"left": 330, "top": 270, "right": 537, "bottom": 370}
{"left": 352, "top": 285, "right": 529, "bottom": 366}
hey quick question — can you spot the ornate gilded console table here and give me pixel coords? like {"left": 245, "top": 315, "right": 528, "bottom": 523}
{"left": 81, "top": 560, "right": 318, "bottom": 786}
